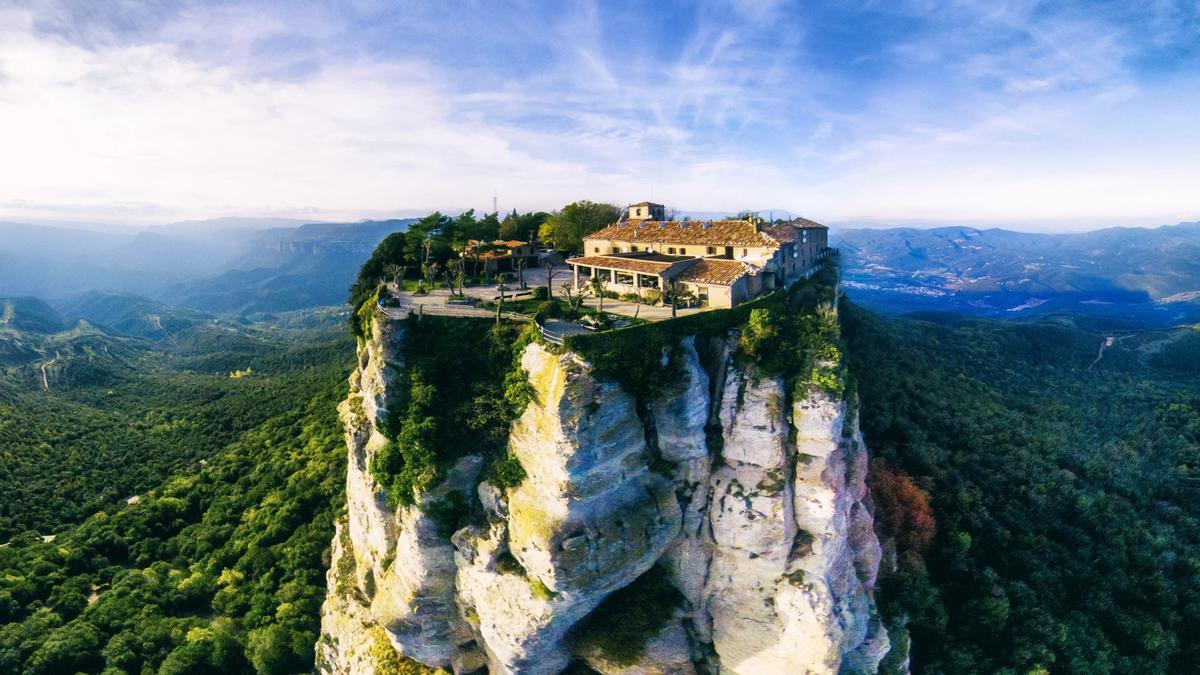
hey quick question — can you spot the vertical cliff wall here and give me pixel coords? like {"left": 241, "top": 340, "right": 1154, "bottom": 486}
{"left": 319, "top": 300, "right": 891, "bottom": 674}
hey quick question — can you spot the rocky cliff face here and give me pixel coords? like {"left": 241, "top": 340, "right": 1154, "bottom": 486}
{"left": 319, "top": 307, "right": 891, "bottom": 674}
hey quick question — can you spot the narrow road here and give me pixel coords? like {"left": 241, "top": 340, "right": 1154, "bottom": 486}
{"left": 40, "top": 355, "right": 57, "bottom": 390}
{"left": 1087, "top": 336, "right": 1122, "bottom": 371}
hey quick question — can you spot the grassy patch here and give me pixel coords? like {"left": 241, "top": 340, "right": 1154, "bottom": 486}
{"left": 530, "top": 578, "right": 558, "bottom": 601}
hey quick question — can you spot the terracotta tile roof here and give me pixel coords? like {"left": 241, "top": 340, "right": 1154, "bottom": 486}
{"left": 568, "top": 255, "right": 677, "bottom": 275}
{"left": 675, "top": 259, "right": 751, "bottom": 286}
{"left": 463, "top": 240, "right": 534, "bottom": 259}
{"left": 761, "top": 219, "right": 828, "bottom": 244}
{"left": 790, "top": 217, "right": 828, "bottom": 229}
{"left": 587, "top": 220, "right": 776, "bottom": 247}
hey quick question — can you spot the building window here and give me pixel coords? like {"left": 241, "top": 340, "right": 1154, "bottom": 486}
{"left": 594, "top": 247, "right": 600, "bottom": 253}
{"left": 707, "top": 246, "right": 716, "bottom": 255}
{"left": 679, "top": 248, "right": 686, "bottom": 255}
{"left": 742, "top": 249, "right": 748, "bottom": 257}
{"left": 616, "top": 272, "right": 634, "bottom": 285}
{"left": 631, "top": 245, "right": 639, "bottom": 252}
{"left": 667, "top": 247, "right": 676, "bottom": 254}
{"left": 612, "top": 247, "right": 619, "bottom": 253}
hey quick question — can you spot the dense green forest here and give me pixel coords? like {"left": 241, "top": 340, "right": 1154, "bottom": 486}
{"left": 0, "top": 305, "right": 350, "bottom": 540}
{"left": 844, "top": 307, "right": 1200, "bottom": 673}
{"left": 0, "top": 306, "right": 353, "bottom": 674}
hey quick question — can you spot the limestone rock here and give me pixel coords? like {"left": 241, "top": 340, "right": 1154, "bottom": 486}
{"left": 321, "top": 306, "right": 893, "bottom": 675}
{"left": 455, "top": 344, "right": 682, "bottom": 674}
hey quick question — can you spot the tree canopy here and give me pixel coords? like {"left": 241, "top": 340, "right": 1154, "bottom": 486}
{"left": 0, "top": 324, "right": 352, "bottom": 674}
{"left": 845, "top": 305, "right": 1200, "bottom": 673}
{"left": 537, "top": 201, "right": 620, "bottom": 253}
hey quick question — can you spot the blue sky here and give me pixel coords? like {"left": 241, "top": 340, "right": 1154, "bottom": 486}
{"left": 1, "top": 0, "right": 1198, "bottom": 230}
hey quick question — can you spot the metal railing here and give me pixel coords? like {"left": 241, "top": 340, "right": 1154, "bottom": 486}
{"left": 538, "top": 321, "right": 565, "bottom": 345}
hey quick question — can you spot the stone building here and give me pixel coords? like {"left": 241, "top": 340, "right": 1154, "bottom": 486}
{"left": 566, "top": 203, "right": 830, "bottom": 308}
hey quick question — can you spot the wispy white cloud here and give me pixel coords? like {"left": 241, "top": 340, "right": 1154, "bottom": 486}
{"left": 0, "top": 0, "right": 1198, "bottom": 229}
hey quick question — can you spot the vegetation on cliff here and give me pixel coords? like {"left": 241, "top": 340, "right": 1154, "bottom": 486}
{"left": 565, "top": 261, "right": 841, "bottom": 401}
{"left": 566, "top": 565, "right": 683, "bottom": 666}
{"left": 845, "top": 306, "right": 1200, "bottom": 673}
{"left": 369, "top": 316, "right": 537, "bottom": 507}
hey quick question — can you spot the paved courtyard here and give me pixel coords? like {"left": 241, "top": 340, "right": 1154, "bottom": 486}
{"left": 386, "top": 263, "right": 710, "bottom": 323}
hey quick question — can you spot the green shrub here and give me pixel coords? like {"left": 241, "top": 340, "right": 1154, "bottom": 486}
{"left": 353, "top": 285, "right": 383, "bottom": 338}
{"left": 641, "top": 289, "right": 663, "bottom": 305}
{"left": 425, "top": 491, "right": 469, "bottom": 537}
{"left": 532, "top": 286, "right": 549, "bottom": 300}
{"left": 487, "top": 454, "right": 527, "bottom": 488}
{"left": 535, "top": 300, "right": 560, "bottom": 321}
{"left": 348, "top": 393, "right": 370, "bottom": 429}
{"left": 370, "top": 317, "right": 535, "bottom": 508}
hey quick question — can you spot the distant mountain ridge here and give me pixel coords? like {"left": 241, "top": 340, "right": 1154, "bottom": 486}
{"left": 0, "top": 217, "right": 415, "bottom": 315}
{"left": 833, "top": 220, "right": 1200, "bottom": 327}
{"left": 158, "top": 219, "right": 414, "bottom": 314}
{"left": 55, "top": 291, "right": 212, "bottom": 339}
{"left": 0, "top": 296, "right": 68, "bottom": 334}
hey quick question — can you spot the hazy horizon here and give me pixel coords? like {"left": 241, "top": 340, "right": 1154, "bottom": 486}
{"left": 2, "top": 1, "right": 1199, "bottom": 230}
{"left": 3, "top": 212, "right": 1199, "bottom": 237}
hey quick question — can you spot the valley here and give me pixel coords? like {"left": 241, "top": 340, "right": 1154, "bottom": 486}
{"left": 0, "top": 298, "right": 354, "bottom": 673}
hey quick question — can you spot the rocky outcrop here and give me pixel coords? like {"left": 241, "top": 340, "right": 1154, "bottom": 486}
{"left": 321, "top": 305, "right": 891, "bottom": 674}
{"left": 453, "top": 346, "right": 681, "bottom": 674}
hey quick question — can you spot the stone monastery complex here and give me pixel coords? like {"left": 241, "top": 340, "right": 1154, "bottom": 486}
{"left": 566, "top": 201, "right": 830, "bottom": 308}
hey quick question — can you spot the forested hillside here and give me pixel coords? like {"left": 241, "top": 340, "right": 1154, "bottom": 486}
{"left": 0, "top": 299, "right": 352, "bottom": 540}
{"left": 0, "top": 312, "right": 353, "bottom": 673}
{"left": 835, "top": 221, "right": 1200, "bottom": 326}
{"left": 844, "top": 306, "right": 1200, "bottom": 673}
